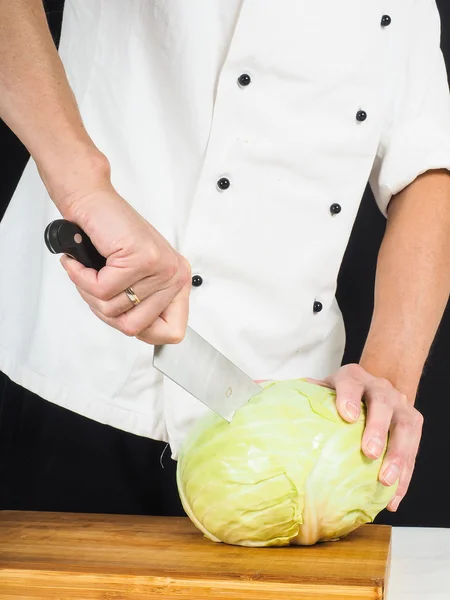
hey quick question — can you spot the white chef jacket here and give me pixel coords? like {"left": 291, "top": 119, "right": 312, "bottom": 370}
{"left": 1, "top": 0, "right": 450, "bottom": 458}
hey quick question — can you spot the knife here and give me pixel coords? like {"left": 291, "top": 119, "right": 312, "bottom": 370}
{"left": 44, "top": 219, "right": 262, "bottom": 421}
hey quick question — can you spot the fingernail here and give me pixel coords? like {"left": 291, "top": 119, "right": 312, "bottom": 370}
{"left": 381, "top": 464, "right": 401, "bottom": 486}
{"left": 366, "top": 437, "right": 385, "bottom": 458}
{"left": 345, "top": 401, "right": 360, "bottom": 421}
{"left": 389, "top": 496, "right": 401, "bottom": 512}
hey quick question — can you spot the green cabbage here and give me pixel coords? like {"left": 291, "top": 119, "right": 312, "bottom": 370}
{"left": 177, "top": 379, "right": 397, "bottom": 546}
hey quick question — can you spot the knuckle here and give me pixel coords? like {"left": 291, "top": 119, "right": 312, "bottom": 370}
{"left": 413, "top": 407, "right": 423, "bottom": 423}
{"left": 389, "top": 456, "right": 405, "bottom": 471}
{"left": 135, "top": 332, "right": 148, "bottom": 343}
{"left": 169, "top": 332, "right": 186, "bottom": 344}
{"left": 399, "top": 393, "right": 409, "bottom": 405}
{"left": 166, "top": 327, "right": 187, "bottom": 344}
{"left": 99, "top": 302, "right": 119, "bottom": 319}
{"left": 119, "top": 320, "right": 142, "bottom": 338}
{"left": 161, "top": 253, "right": 179, "bottom": 281}
{"left": 120, "top": 326, "right": 135, "bottom": 338}
{"left": 397, "top": 407, "right": 423, "bottom": 433}
{"left": 345, "top": 363, "right": 363, "bottom": 378}
{"left": 377, "top": 377, "right": 393, "bottom": 391}
{"left": 412, "top": 409, "right": 424, "bottom": 430}
{"left": 372, "top": 392, "right": 391, "bottom": 408}
{"left": 96, "top": 287, "right": 113, "bottom": 302}
{"left": 177, "top": 258, "right": 192, "bottom": 287}
{"left": 142, "top": 246, "right": 160, "bottom": 271}
{"left": 396, "top": 417, "right": 416, "bottom": 435}
{"left": 393, "top": 391, "right": 406, "bottom": 406}
{"left": 366, "top": 428, "right": 387, "bottom": 441}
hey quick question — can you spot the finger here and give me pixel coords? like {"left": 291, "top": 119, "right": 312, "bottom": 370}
{"left": 379, "top": 408, "right": 423, "bottom": 499}
{"left": 72, "top": 264, "right": 150, "bottom": 301}
{"left": 97, "top": 251, "right": 189, "bottom": 300}
{"left": 361, "top": 385, "right": 396, "bottom": 460}
{"left": 332, "top": 368, "right": 368, "bottom": 423}
{"left": 89, "top": 284, "right": 183, "bottom": 338}
{"left": 387, "top": 462, "right": 415, "bottom": 512}
{"left": 137, "top": 282, "right": 191, "bottom": 345}
{"left": 63, "top": 249, "right": 180, "bottom": 301}
{"left": 302, "top": 377, "right": 335, "bottom": 390}
{"left": 75, "top": 274, "right": 177, "bottom": 319}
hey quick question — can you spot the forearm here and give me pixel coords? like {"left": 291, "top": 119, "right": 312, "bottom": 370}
{"left": 0, "top": 0, "right": 109, "bottom": 208}
{"left": 360, "top": 170, "right": 450, "bottom": 401}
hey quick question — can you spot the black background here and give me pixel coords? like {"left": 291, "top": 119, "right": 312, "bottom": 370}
{"left": 1, "top": 1, "right": 449, "bottom": 527}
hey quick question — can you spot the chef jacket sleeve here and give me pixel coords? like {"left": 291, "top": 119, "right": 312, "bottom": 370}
{"left": 370, "top": 0, "right": 450, "bottom": 216}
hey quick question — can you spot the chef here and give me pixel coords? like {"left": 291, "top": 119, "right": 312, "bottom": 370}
{"left": 0, "top": 0, "right": 449, "bottom": 517}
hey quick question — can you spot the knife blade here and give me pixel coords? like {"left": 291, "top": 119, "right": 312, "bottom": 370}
{"left": 153, "top": 326, "right": 262, "bottom": 421}
{"left": 44, "top": 219, "right": 262, "bottom": 421}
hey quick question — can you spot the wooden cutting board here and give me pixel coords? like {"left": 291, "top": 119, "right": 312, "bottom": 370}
{"left": 0, "top": 511, "right": 391, "bottom": 600}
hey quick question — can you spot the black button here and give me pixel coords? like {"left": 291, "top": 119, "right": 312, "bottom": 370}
{"left": 381, "top": 15, "right": 392, "bottom": 27}
{"left": 192, "top": 275, "right": 203, "bottom": 287}
{"left": 356, "top": 110, "right": 367, "bottom": 122}
{"left": 217, "top": 177, "right": 231, "bottom": 191}
{"left": 238, "top": 73, "right": 251, "bottom": 87}
{"left": 330, "top": 203, "right": 342, "bottom": 215}
{"left": 313, "top": 301, "right": 323, "bottom": 314}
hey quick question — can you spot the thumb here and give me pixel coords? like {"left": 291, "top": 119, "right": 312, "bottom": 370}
{"left": 60, "top": 254, "right": 101, "bottom": 291}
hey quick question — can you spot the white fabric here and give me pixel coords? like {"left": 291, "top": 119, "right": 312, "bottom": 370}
{"left": 1, "top": 0, "right": 450, "bottom": 457}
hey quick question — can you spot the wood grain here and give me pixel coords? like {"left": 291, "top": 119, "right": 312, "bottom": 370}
{"left": 0, "top": 511, "right": 391, "bottom": 599}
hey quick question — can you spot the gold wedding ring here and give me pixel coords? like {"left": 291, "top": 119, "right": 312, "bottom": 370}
{"left": 125, "top": 286, "right": 141, "bottom": 306}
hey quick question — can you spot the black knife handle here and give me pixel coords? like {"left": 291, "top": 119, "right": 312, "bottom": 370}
{"left": 44, "top": 219, "right": 106, "bottom": 271}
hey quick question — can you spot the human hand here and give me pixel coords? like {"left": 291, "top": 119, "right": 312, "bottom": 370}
{"left": 59, "top": 185, "right": 191, "bottom": 345}
{"left": 307, "top": 364, "right": 423, "bottom": 512}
